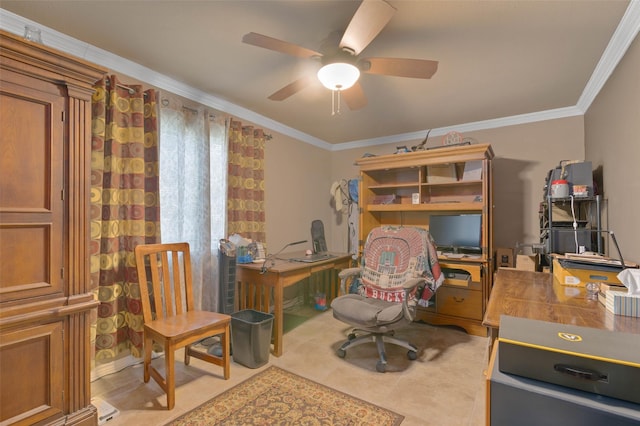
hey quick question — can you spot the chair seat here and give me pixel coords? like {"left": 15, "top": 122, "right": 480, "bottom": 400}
{"left": 145, "top": 310, "right": 230, "bottom": 338}
{"left": 331, "top": 294, "right": 404, "bottom": 328}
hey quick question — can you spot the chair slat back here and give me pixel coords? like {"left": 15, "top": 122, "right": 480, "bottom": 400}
{"left": 135, "top": 242, "right": 194, "bottom": 322}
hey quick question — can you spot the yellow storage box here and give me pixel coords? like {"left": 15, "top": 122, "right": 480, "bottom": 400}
{"left": 552, "top": 256, "right": 622, "bottom": 286}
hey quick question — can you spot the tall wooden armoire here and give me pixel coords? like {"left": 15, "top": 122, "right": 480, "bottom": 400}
{"left": 0, "top": 30, "right": 106, "bottom": 425}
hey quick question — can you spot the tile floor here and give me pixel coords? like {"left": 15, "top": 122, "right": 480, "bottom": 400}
{"left": 91, "top": 308, "right": 490, "bottom": 425}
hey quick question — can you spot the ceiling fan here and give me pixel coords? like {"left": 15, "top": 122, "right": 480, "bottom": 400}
{"left": 242, "top": 0, "right": 438, "bottom": 112}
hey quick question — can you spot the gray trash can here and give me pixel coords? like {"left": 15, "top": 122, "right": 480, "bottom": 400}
{"left": 230, "top": 309, "right": 274, "bottom": 368}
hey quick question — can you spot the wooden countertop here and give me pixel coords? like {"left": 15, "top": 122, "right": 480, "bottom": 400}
{"left": 483, "top": 268, "right": 640, "bottom": 334}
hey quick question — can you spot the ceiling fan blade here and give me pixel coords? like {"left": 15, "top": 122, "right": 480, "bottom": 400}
{"left": 268, "top": 75, "right": 315, "bottom": 101}
{"left": 342, "top": 81, "right": 367, "bottom": 110}
{"left": 242, "top": 32, "right": 322, "bottom": 59}
{"left": 361, "top": 57, "right": 439, "bottom": 79}
{"left": 340, "top": 0, "right": 396, "bottom": 56}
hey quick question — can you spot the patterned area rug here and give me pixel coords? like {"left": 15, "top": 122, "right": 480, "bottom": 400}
{"left": 167, "top": 366, "right": 404, "bottom": 425}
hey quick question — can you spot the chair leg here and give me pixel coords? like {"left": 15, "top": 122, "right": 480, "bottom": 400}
{"left": 143, "top": 334, "right": 152, "bottom": 383}
{"left": 184, "top": 344, "right": 191, "bottom": 366}
{"left": 383, "top": 335, "right": 418, "bottom": 354}
{"left": 338, "top": 333, "right": 377, "bottom": 351}
{"left": 165, "top": 345, "right": 175, "bottom": 410}
{"left": 222, "top": 324, "right": 230, "bottom": 379}
{"left": 375, "top": 335, "right": 387, "bottom": 365}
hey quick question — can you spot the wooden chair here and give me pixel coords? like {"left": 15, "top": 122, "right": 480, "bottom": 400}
{"left": 134, "top": 242, "right": 230, "bottom": 409}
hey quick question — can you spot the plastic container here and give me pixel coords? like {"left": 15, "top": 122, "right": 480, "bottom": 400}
{"left": 550, "top": 179, "right": 569, "bottom": 198}
{"left": 230, "top": 309, "right": 274, "bottom": 368}
{"left": 314, "top": 292, "right": 327, "bottom": 311}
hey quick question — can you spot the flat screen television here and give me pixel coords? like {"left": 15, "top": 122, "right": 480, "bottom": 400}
{"left": 429, "top": 214, "right": 482, "bottom": 254}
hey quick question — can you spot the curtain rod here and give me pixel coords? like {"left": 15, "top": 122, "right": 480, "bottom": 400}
{"left": 105, "top": 77, "right": 146, "bottom": 96}
{"left": 241, "top": 125, "right": 273, "bottom": 140}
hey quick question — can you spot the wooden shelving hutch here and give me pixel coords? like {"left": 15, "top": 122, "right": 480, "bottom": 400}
{"left": 355, "top": 143, "right": 494, "bottom": 336}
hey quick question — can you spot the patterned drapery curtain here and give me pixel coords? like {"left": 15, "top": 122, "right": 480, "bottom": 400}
{"left": 227, "top": 119, "right": 266, "bottom": 242}
{"left": 90, "top": 75, "right": 160, "bottom": 362}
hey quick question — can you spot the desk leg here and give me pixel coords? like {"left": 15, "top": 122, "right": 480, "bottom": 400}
{"left": 272, "top": 279, "right": 284, "bottom": 357}
{"left": 487, "top": 326, "right": 498, "bottom": 361}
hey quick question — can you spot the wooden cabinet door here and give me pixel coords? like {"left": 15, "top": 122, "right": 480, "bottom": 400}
{"left": 0, "top": 74, "right": 65, "bottom": 303}
{"left": 0, "top": 321, "right": 65, "bottom": 425}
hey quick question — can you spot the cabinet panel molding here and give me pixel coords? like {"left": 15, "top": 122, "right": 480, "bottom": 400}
{"left": 0, "top": 321, "right": 64, "bottom": 425}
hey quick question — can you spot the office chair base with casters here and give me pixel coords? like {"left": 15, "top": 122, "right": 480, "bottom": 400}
{"left": 336, "top": 329, "right": 418, "bottom": 373}
{"left": 330, "top": 226, "right": 443, "bottom": 372}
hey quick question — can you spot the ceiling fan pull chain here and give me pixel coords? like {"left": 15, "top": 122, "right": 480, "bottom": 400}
{"left": 331, "top": 90, "right": 336, "bottom": 116}
{"left": 332, "top": 89, "right": 343, "bottom": 116}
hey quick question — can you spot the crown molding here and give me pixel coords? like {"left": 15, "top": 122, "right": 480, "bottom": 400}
{"left": 576, "top": 0, "right": 640, "bottom": 113}
{"left": 2, "top": 3, "right": 637, "bottom": 152}
{"left": 331, "top": 106, "right": 584, "bottom": 151}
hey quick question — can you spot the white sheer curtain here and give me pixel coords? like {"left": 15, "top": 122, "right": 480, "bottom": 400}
{"left": 159, "top": 96, "right": 227, "bottom": 311}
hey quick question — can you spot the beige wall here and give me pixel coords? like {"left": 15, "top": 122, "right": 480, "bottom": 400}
{"left": 585, "top": 34, "right": 640, "bottom": 263}
{"left": 264, "top": 132, "right": 334, "bottom": 254}
{"left": 327, "top": 117, "right": 585, "bottom": 255}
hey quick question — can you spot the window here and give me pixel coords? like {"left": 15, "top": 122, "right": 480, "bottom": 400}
{"left": 159, "top": 101, "right": 227, "bottom": 311}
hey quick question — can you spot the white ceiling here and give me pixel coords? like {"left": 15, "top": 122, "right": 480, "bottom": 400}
{"left": 1, "top": 1, "right": 637, "bottom": 148}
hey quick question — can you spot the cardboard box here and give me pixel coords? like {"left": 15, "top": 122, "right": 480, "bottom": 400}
{"left": 496, "top": 248, "right": 514, "bottom": 268}
{"left": 426, "top": 163, "right": 457, "bottom": 183}
{"left": 498, "top": 315, "right": 640, "bottom": 405}
{"left": 552, "top": 256, "right": 622, "bottom": 287}
{"left": 515, "top": 254, "right": 537, "bottom": 271}
{"left": 606, "top": 291, "right": 640, "bottom": 318}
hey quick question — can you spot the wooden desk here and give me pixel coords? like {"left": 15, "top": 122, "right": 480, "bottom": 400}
{"left": 483, "top": 268, "right": 640, "bottom": 352}
{"left": 235, "top": 252, "right": 351, "bottom": 357}
{"left": 484, "top": 268, "right": 640, "bottom": 424}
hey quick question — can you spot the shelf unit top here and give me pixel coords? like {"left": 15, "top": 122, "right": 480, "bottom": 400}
{"left": 355, "top": 143, "right": 494, "bottom": 170}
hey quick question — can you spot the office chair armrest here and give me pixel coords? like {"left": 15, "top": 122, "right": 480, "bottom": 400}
{"left": 402, "top": 277, "right": 426, "bottom": 290}
{"left": 403, "top": 277, "right": 427, "bottom": 321}
{"left": 338, "top": 267, "right": 361, "bottom": 295}
{"left": 338, "top": 267, "right": 361, "bottom": 280}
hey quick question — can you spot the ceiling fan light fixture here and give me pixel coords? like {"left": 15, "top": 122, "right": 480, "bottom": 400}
{"left": 317, "top": 62, "right": 360, "bottom": 91}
